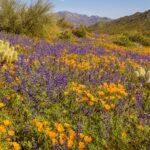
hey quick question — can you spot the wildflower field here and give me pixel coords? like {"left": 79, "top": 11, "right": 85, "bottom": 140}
{"left": 0, "top": 32, "right": 150, "bottom": 150}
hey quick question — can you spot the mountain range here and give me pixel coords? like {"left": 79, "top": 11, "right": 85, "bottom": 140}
{"left": 56, "top": 11, "right": 111, "bottom": 27}
{"left": 90, "top": 10, "right": 150, "bottom": 35}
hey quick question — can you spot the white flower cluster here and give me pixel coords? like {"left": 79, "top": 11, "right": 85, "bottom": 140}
{"left": 134, "top": 67, "right": 150, "bottom": 84}
{"left": 0, "top": 40, "right": 18, "bottom": 63}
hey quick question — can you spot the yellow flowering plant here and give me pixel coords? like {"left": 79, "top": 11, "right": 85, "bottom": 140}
{"left": 32, "top": 118, "right": 93, "bottom": 149}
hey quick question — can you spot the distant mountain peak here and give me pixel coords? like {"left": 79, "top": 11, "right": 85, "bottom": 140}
{"left": 56, "top": 11, "right": 111, "bottom": 27}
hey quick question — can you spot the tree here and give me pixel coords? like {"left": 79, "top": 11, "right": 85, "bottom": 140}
{"left": 0, "top": 0, "right": 55, "bottom": 37}
{"left": 22, "top": 0, "right": 54, "bottom": 37}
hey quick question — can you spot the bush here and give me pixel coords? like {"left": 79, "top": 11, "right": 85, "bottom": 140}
{"left": 113, "top": 35, "right": 135, "bottom": 47}
{"left": 43, "top": 25, "right": 61, "bottom": 42}
{"left": 57, "top": 18, "right": 73, "bottom": 29}
{"left": 0, "top": 0, "right": 54, "bottom": 37}
{"left": 73, "top": 26, "right": 87, "bottom": 38}
{"left": 0, "top": 0, "right": 22, "bottom": 33}
{"left": 59, "top": 30, "right": 72, "bottom": 41}
{"left": 22, "top": 0, "right": 54, "bottom": 37}
{"left": 128, "top": 33, "right": 150, "bottom": 46}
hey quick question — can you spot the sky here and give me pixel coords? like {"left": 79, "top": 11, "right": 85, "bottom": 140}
{"left": 50, "top": 0, "right": 150, "bottom": 19}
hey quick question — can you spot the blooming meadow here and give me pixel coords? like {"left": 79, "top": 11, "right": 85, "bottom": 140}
{"left": 0, "top": 32, "right": 150, "bottom": 150}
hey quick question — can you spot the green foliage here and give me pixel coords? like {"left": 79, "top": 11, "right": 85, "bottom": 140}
{"left": 57, "top": 18, "right": 73, "bottom": 29}
{"left": 0, "top": 40, "right": 18, "bottom": 63}
{"left": 73, "top": 26, "right": 87, "bottom": 38}
{"left": 128, "top": 33, "right": 150, "bottom": 46}
{"left": 59, "top": 30, "right": 72, "bottom": 41}
{"left": 22, "top": 0, "right": 54, "bottom": 37}
{"left": 113, "top": 35, "right": 135, "bottom": 47}
{"left": 43, "top": 25, "right": 61, "bottom": 42}
{"left": 112, "top": 32, "right": 150, "bottom": 47}
{"left": 0, "top": 0, "right": 22, "bottom": 33}
{"left": 0, "top": 0, "right": 54, "bottom": 37}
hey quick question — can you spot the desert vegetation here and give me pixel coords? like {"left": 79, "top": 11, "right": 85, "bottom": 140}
{"left": 0, "top": 0, "right": 149, "bottom": 149}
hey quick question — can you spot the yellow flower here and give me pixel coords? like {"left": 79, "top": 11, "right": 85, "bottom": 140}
{"left": 1, "top": 65, "right": 7, "bottom": 72}
{"left": 121, "top": 132, "right": 127, "bottom": 138}
{"left": 12, "top": 142, "right": 20, "bottom": 150}
{"left": 129, "top": 114, "right": 134, "bottom": 119}
{"left": 137, "top": 124, "right": 143, "bottom": 130}
{"left": 63, "top": 109, "right": 67, "bottom": 114}
{"left": 104, "top": 104, "right": 111, "bottom": 111}
{"left": 3, "top": 120, "right": 12, "bottom": 126}
{"left": 103, "top": 82, "right": 108, "bottom": 88}
{"left": 67, "top": 139, "right": 74, "bottom": 148}
{"left": 49, "top": 131, "right": 57, "bottom": 139}
{"left": 35, "top": 121, "right": 43, "bottom": 132}
{"left": 8, "top": 130, "right": 15, "bottom": 136}
{"left": 84, "top": 136, "right": 92, "bottom": 143}
{"left": 59, "top": 138, "right": 64, "bottom": 145}
{"left": 110, "top": 104, "right": 115, "bottom": 109}
{"left": 98, "top": 91, "right": 105, "bottom": 96}
{"left": 45, "top": 128, "right": 51, "bottom": 136}
{"left": 37, "top": 126, "right": 43, "bottom": 132}
{"left": 0, "top": 102, "right": 5, "bottom": 108}
{"left": 101, "top": 100, "right": 106, "bottom": 105}
{"left": 55, "top": 123, "right": 64, "bottom": 133}
{"left": 79, "top": 133, "right": 85, "bottom": 138}
{"left": 43, "top": 121, "right": 48, "bottom": 126}
{"left": 69, "top": 129, "right": 76, "bottom": 140}
{"left": 6, "top": 95, "right": 11, "bottom": 100}
{"left": 64, "top": 123, "right": 70, "bottom": 128}
{"left": 60, "top": 133, "right": 66, "bottom": 139}
{"left": 0, "top": 125, "right": 6, "bottom": 133}
{"left": 6, "top": 138, "right": 11, "bottom": 141}
{"left": 110, "top": 96, "right": 115, "bottom": 100}
{"left": 52, "top": 138, "right": 57, "bottom": 145}
{"left": 35, "top": 121, "right": 43, "bottom": 127}
{"left": 79, "top": 142, "right": 85, "bottom": 149}
{"left": 88, "top": 101, "right": 94, "bottom": 106}
{"left": 59, "top": 134, "right": 66, "bottom": 145}
{"left": 64, "top": 91, "right": 69, "bottom": 95}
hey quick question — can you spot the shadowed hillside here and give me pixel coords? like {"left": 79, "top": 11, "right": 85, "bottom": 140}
{"left": 90, "top": 10, "right": 150, "bottom": 35}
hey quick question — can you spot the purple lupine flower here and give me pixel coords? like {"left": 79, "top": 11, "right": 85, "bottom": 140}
{"left": 136, "top": 91, "right": 143, "bottom": 110}
{"left": 2, "top": 97, "right": 8, "bottom": 104}
{"left": 77, "top": 121, "right": 82, "bottom": 133}
{"left": 83, "top": 108, "right": 92, "bottom": 116}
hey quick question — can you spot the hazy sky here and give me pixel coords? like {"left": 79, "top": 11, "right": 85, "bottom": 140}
{"left": 50, "top": 0, "right": 150, "bottom": 19}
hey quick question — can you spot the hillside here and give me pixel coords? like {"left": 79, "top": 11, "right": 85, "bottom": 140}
{"left": 56, "top": 11, "right": 111, "bottom": 27}
{"left": 90, "top": 10, "right": 150, "bottom": 35}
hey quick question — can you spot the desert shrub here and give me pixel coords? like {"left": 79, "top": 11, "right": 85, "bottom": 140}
{"left": 57, "top": 18, "right": 73, "bottom": 29}
{"left": 128, "top": 33, "right": 150, "bottom": 46}
{"left": 0, "top": 40, "right": 18, "bottom": 63}
{"left": 22, "top": 0, "right": 54, "bottom": 37}
{"left": 73, "top": 26, "right": 87, "bottom": 38}
{"left": 113, "top": 35, "right": 135, "bottom": 47}
{"left": 59, "top": 30, "right": 72, "bottom": 41}
{"left": 0, "top": 0, "right": 55, "bottom": 37}
{"left": 43, "top": 25, "right": 61, "bottom": 42}
{"left": 0, "top": 0, "right": 22, "bottom": 34}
